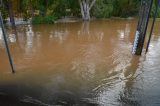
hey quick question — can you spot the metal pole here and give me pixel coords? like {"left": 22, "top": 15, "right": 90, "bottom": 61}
{"left": 132, "top": 0, "right": 153, "bottom": 55}
{"left": 146, "top": 0, "right": 160, "bottom": 53}
{"left": 0, "top": 12, "right": 15, "bottom": 73}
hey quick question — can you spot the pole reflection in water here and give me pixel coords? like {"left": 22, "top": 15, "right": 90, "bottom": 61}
{"left": 25, "top": 25, "right": 35, "bottom": 57}
{"left": 0, "top": 27, "right": 4, "bottom": 48}
{"left": 0, "top": 19, "right": 160, "bottom": 105}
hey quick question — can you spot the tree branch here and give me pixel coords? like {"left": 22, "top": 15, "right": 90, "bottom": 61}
{"left": 89, "top": 0, "right": 96, "bottom": 10}
{"left": 79, "top": 0, "right": 85, "bottom": 18}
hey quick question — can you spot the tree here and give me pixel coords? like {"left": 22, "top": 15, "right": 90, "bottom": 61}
{"left": 7, "top": 0, "right": 15, "bottom": 26}
{"left": 78, "top": 0, "right": 96, "bottom": 21}
{"left": 93, "top": 0, "right": 114, "bottom": 18}
{"left": 112, "top": 0, "right": 140, "bottom": 17}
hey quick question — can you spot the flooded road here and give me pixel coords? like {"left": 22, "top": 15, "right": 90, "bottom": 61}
{"left": 0, "top": 19, "right": 160, "bottom": 106}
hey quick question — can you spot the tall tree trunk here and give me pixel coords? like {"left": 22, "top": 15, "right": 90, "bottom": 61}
{"left": 8, "top": 0, "right": 15, "bottom": 27}
{"left": 79, "top": 0, "right": 96, "bottom": 21}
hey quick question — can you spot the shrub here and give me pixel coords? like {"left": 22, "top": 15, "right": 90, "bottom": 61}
{"left": 32, "top": 15, "right": 57, "bottom": 24}
{"left": 112, "top": 0, "right": 140, "bottom": 18}
{"left": 0, "top": 7, "right": 8, "bottom": 23}
{"left": 92, "top": 0, "right": 114, "bottom": 18}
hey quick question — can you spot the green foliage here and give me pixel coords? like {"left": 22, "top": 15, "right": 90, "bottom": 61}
{"left": 32, "top": 15, "right": 57, "bottom": 24}
{"left": 112, "top": 0, "right": 140, "bottom": 17}
{"left": 92, "top": 0, "right": 141, "bottom": 18}
{"left": 0, "top": 1, "right": 8, "bottom": 23}
{"left": 151, "top": 0, "right": 160, "bottom": 17}
{"left": 0, "top": 8, "right": 8, "bottom": 23}
{"left": 53, "top": 0, "right": 80, "bottom": 18}
{"left": 3, "top": 0, "right": 160, "bottom": 24}
{"left": 93, "top": 0, "right": 114, "bottom": 18}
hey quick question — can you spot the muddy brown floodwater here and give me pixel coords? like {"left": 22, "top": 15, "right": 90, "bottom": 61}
{"left": 0, "top": 19, "right": 160, "bottom": 106}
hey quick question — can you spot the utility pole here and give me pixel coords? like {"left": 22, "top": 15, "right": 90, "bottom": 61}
{"left": 132, "top": 0, "right": 153, "bottom": 55}
{"left": 0, "top": 0, "right": 15, "bottom": 73}
{"left": 146, "top": 0, "right": 160, "bottom": 53}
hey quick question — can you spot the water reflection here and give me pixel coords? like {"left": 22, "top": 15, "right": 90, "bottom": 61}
{"left": 92, "top": 28, "right": 133, "bottom": 105}
{"left": 0, "top": 27, "right": 18, "bottom": 48}
{"left": 78, "top": 22, "right": 104, "bottom": 41}
{"left": 54, "top": 30, "right": 68, "bottom": 44}
{"left": 25, "top": 25, "right": 35, "bottom": 58}
{"left": 119, "top": 55, "right": 143, "bottom": 106}
{"left": 70, "top": 22, "right": 106, "bottom": 81}
{"left": 71, "top": 44, "right": 102, "bottom": 80}
{"left": 8, "top": 33, "right": 16, "bottom": 43}
{"left": 0, "top": 27, "right": 4, "bottom": 48}
{"left": 117, "top": 24, "right": 130, "bottom": 40}
{"left": 0, "top": 27, "right": 3, "bottom": 40}
{"left": 0, "top": 19, "right": 160, "bottom": 105}
{"left": 26, "top": 25, "right": 34, "bottom": 47}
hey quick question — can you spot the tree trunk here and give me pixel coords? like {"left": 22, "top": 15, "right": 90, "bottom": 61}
{"left": 8, "top": 0, "right": 15, "bottom": 27}
{"left": 79, "top": 0, "right": 96, "bottom": 21}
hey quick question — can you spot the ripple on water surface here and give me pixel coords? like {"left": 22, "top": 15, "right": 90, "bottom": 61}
{"left": 0, "top": 19, "right": 160, "bottom": 105}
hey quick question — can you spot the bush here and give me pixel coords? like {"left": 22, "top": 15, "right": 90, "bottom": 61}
{"left": 151, "top": 0, "right": 160, "bottom": 18}
{"left": 0, "top": 7, "right": 8, "bottom": 23}
{"left": 112, "top": 0, "right": 140, "bottom": 18}
{"left": 92, "top": 0, "right": 114, "bottom": 18}
{"left": 32, "top": 15, "right": 57, "bottom": 24}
